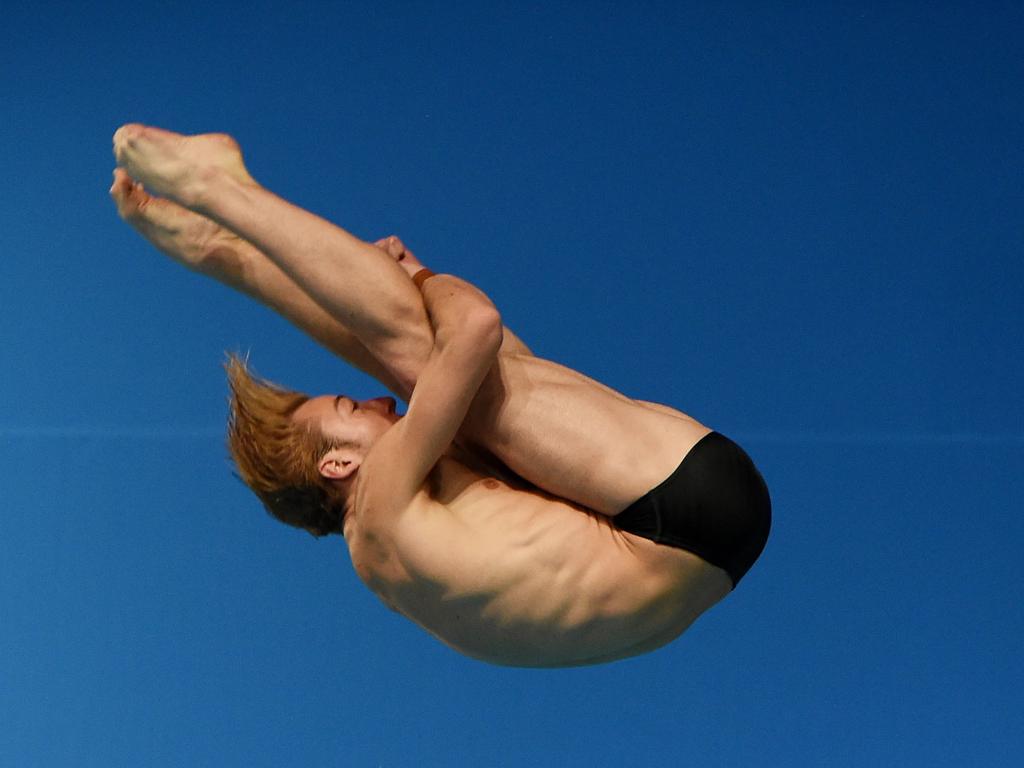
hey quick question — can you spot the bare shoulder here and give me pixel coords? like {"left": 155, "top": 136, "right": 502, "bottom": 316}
{"left": 349, "top": 416, "right": 447, "bottom": 522}
{"left": 344, "top": 450, "right": 456, "bottom": 581}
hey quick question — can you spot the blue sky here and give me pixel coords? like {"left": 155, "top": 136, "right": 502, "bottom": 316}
{"left": 2, "top": 2, "right": 1022, "bottom": 765}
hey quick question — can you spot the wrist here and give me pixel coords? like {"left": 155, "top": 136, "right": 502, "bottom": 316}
{"left": 412, "top": 268, "right": 437, "bottom": 290}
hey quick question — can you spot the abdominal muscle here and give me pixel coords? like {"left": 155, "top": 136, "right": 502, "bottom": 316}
{"left": 351, "top": 457, "right": 732, "bottom": 668}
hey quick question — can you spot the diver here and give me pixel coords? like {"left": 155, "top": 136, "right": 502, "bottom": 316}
{"left": 111, "top": 124, "right": 770, "bottom": 667}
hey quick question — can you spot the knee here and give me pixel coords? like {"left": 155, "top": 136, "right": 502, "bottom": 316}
{"left": 374, "top": 322, "right": 435, "bottom": 397}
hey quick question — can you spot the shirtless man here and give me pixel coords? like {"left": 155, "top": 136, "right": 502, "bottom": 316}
{"left": 111, "top": 124, "right": 770, "bottom": 667}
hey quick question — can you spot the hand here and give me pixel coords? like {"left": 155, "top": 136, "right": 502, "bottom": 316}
{"left": 374, "top": 235, "right": 426, "bottom": 279}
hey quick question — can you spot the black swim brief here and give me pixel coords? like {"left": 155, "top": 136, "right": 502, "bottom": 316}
{"left": 614, "top": 432, "right": 771, "bottom": 588}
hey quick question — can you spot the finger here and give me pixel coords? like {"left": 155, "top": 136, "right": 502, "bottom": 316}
{"left": 372, "top": 237, "right": 396, "bottom": 254}
{"left": 388, "top": 236, "right": 418, "bottom": 263}
{"left": 379, "top": 236, "right": 406, "bottom": 260}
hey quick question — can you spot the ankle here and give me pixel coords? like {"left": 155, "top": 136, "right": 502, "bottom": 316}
{"left": 190, "top": 165, "right": 256, "bottom": 217}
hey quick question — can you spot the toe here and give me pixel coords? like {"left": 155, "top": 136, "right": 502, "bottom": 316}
{"left": 109, "top": 168, "right": 130, "bottom": 197}
{"left": 114, "top": 123, "right": 142, "bottom": 145}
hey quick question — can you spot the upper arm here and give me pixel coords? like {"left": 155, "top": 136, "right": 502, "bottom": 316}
{"left": 363, "top": 307, "right": 503, "bottom": 510}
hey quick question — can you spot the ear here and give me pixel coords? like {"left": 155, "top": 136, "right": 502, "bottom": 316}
{"left": 317, "top": 446, "right": 363, "bottom": 481}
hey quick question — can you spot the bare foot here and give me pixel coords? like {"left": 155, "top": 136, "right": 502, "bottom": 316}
{"left": 112, "top": 123, "right": 254, "bottom": 209}
{"left": 109, "top": 168, "right": 249, "bottom": 282}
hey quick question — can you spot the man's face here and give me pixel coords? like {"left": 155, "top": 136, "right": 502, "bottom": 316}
{"left": 293, "top": 394, "right": 400, "bottom": 453}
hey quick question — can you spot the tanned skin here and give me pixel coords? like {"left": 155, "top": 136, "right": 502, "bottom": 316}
{"left": 111, "top": 124, "right": 731, "bottom": 666}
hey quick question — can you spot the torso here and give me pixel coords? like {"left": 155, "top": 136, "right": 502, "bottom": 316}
{"left": 343, "top": 455, "right": 732, "bottom": 668}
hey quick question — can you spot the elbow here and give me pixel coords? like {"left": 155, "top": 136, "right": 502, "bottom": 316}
{"left": 467, "top": 306, "right": 504, "bottom": 357}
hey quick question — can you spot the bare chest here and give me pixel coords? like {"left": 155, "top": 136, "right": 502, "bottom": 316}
{"left": 346, "top": 460, "right": 728, "bottom": 666}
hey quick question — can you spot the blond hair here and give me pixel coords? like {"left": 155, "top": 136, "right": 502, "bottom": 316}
{"left": 225, "top": 354, "right": 346, "bottom": 536}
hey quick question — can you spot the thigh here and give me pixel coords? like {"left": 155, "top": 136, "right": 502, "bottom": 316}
{"left": 463, "top": 354, "right": 711, "bottom": 515}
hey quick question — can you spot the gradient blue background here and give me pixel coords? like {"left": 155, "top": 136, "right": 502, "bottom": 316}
{"left": 2, "top": 2, "right": 1022, "bottom": 765}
